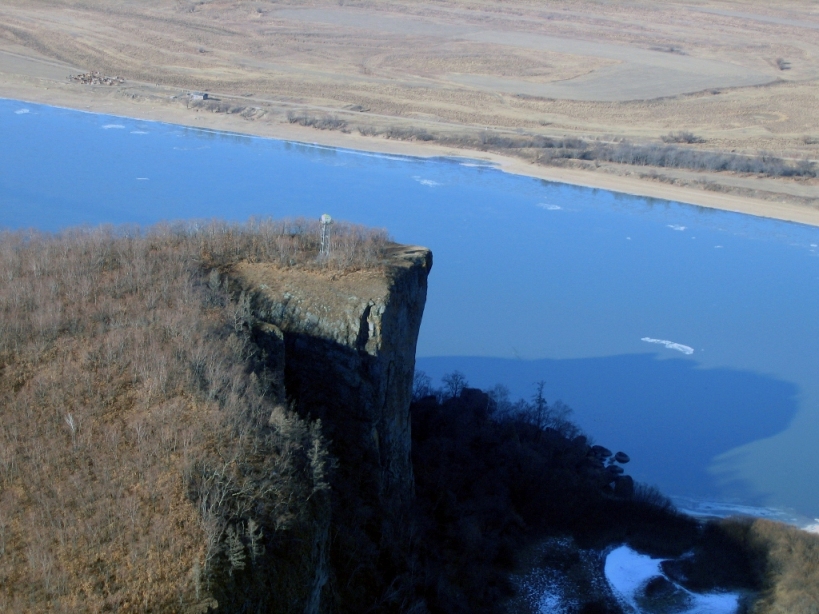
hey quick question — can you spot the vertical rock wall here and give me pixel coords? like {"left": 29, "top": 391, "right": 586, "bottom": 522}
{"left": 231, "top": 244, "right": 432, "bottom": 505}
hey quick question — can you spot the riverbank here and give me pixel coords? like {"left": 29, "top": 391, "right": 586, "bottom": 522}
{"left": 2, "top": 71, "right": 818, "bottom": 227}
{"left": 2, "top": 0, "right": 818, "bottom": 226}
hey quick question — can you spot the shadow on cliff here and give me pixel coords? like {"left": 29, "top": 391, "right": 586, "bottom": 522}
{"left": 416, "top": 354, "right": 799, "bottom": 503}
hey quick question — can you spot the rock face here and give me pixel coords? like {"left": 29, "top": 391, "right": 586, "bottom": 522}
{"left": 231, "top": 245, "right": 432, "bottom": 505}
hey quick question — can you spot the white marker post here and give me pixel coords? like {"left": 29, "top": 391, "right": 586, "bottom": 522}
{"left": 320, "top": 214, "right": 333, "bottom": 256}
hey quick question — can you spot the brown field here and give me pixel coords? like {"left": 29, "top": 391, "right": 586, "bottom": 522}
{"left": 0, "top": 0, "right": 818, "bottom": 222}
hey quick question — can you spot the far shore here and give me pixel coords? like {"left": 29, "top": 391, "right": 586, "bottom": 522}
{"left": 4, "top": 82, "right": 819, "bottom": 228}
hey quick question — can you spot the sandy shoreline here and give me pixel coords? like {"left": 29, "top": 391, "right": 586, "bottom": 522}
{"left": 4, "top": 81, "right": 819, "bottom": 228}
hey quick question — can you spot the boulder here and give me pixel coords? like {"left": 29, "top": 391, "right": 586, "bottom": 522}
{"left": 614, "top": 451, "right": 630, "bottom": 464}
{"left": 591, "top": 445, "right": 612, "bottom": 459}
{"left": 606, "top": 464, "right": 624, "bottom": 475}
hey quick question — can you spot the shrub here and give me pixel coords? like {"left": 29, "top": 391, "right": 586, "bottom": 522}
{"left": 0, "top": 219, "right": 385, "bottom": 611}
{"left": 661, "top": 131, "right": 705, "bottom": 144}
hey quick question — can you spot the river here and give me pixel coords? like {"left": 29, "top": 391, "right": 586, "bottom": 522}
{"left": 2, "top": 97, "right": 819, "bottom": 521}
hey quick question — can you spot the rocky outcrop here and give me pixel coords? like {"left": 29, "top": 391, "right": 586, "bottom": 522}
{"left": 230, "top": 245, "right": 432, "bottom": 505}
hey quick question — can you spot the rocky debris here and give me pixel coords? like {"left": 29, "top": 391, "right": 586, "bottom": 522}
{"left": 69, "top": 71, "right": 125, "bottom": 86}
{"left": 591, "top": 445, "right": 613, "bottom": 459}
{"left": 575, "top": 443, "right": 635, "bottom": 496}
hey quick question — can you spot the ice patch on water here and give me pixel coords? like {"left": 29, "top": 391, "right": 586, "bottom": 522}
{"left": 673, "top": 496, "right": 819, "bottom": 531}
{"left": 715, "top": 245, "right": 724, "bottom": 249}
{"left": 102, "top": 124, "right": 125, "bottom": 129}
{"left": 537, "top": 203, "right": 562, "bottom": 210}
{"left": 136, "top": 178, "right": 149, "bottom": 181}
{"left": 641, "top": 337, "right": 694, "bottom": 355}
{"left": 459, "top": 162, "right": 495, "bottom": 169}
{"left": 131, "top": 130, "right": 148, "bottom": 134}
{"left": 413, "top": 176, "right": 440, "bottom": 187}
{"left": 304, "top": 144, "right": 410, "bottom": 162}
{"left": 675, "top": 498, "right": 789, "bottom": 521}
{"left": 668, "top": 224, "right": 687, "bottom": 231}
{"left": 15, "top": 108, "right": 30, "bottom": 114}
{"left": 606, "top": 546, "right": 739, "bottom": 614}
{"left": 346, "top": 151, "right": 408, "bottom": 162}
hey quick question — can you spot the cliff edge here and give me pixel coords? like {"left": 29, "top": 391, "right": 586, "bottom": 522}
{"left": 230, "top": 244, "right": 432, "bottom": 507}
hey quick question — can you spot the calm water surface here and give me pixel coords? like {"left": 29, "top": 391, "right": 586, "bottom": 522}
{"left": 3, "top": 98, "right": 819, "bottom": 519}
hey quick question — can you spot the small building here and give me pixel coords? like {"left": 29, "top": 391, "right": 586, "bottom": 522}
{"left": 189, "top": 92, "right": 209, "bottom": 101}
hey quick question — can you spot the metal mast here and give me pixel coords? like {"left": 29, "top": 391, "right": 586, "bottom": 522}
{"left": 320, "top": 214, "right": 333, "bottom": 256}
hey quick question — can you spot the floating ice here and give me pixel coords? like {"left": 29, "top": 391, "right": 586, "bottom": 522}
{"left": 641, "top": 337, "right": 694, "bottom": 355}
{"left": 673, "top": 497, "right": 792, "bottom": 521}
{"left": 136, "top": 178, "right": 149, "bottom": 181}
{"left": 317, "top": 146, "right": 408, "bottom": 162}
{"left": 413, "top": 176, "right": 440, "bottom": 187}
{"left": 459, "top": 162, "right": 494, "bottom": 169}
{"left": 15, "top": 108, "right": 30, "bottom": 114}
{"left": 668, "top": 224, "right": 687, "bottom": 231}
{"left": 131, "top": 130, "right": 148, "bottom": 134}
{"left": 537, "top": 203, "right": 562, "bottom": 210}
{"left": 715, "top": 245, "right": 724, "bottom": 249}
{"left": 102, "top": 124, "right": 125, "bottom": 129}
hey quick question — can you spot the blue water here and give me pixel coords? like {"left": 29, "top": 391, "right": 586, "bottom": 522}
{"left": 3, "top": 98, "right": 819, "bottom": 518}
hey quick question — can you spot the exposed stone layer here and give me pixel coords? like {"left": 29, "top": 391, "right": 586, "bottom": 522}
{"left": 231, "top": 245, "right": 432, "bottom": 505}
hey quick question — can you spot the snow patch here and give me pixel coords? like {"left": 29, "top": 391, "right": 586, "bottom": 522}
{"left": 605, "top": 546, "right": 662, "bottom": 611}
{"left": 641, "top": 337, "right": 694, "bottom": 355}
{"left": 605, "top": 546, "right": 739, "bottom": 614}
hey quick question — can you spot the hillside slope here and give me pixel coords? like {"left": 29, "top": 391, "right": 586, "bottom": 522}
{"left": 0, "top": 219, "right": 397, "bottom": 612}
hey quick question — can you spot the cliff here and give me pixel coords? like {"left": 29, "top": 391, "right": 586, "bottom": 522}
{"left": 230, "top": 244, "right": 432, "bottom": 508}
{"left": 0, "top": 221, "right": 433, "bottom": 614}
{"left": 4, "top": 223, "right": 813, "bottom": 614}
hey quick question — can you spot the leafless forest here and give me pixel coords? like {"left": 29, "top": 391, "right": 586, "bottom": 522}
{"left": 0, "top": 219, "right": 389, "bottom": 612}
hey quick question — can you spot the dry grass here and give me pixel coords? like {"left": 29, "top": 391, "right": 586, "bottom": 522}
{"left": 726, "top": 518, "right": 819, "bottom": 614}
{"left": 0, "top": 219, "right": 389, "bottom": 612}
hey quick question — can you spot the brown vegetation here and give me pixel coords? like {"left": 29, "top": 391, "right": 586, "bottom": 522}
{"left": 0, "top": 219, "right": 389, "bottom": 612}
{"left": 701, "top": 518, "right": 819, "bottom": 614}
{"left": 283, "top": 112, "right": 817, "bottom": 179}
{"left": 2, "top": 218, "right": 817, "bottom": 613}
